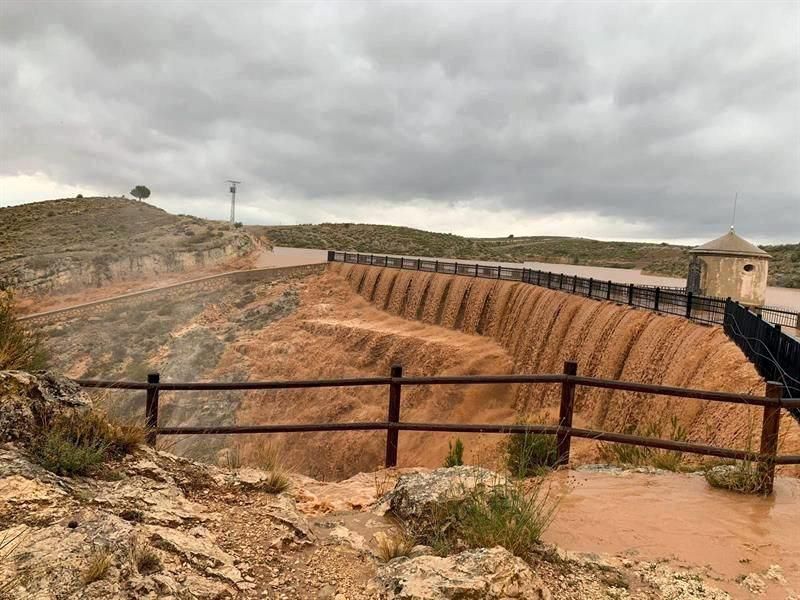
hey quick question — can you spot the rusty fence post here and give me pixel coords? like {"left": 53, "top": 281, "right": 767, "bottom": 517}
{"left": 145, "top": 372, "right": 160, "bottom": 447}
{"left": 385, "top": 364, "right": 403, "bottom": 468}
{"left": 555, "top": 361, "right": 578, "bottom": 466}
{"left": 757, "top": 381, "right": 782, "bottom": 494}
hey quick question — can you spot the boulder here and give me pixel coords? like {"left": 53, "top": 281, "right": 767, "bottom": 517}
{"left": 387, "top": 467, "right": 505, "bottom": 521}
{"left": 0, "top": 370, "right": 91, "bottom": 443}
{"left": 374, "top": 546, "right": 550, "bottom": 599}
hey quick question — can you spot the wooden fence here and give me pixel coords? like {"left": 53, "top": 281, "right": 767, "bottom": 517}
{"left": 77, "top": 362, "right": 800, "bottom": 495}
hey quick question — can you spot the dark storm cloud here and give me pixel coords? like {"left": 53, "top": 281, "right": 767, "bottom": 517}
{"left": 1, "top": 0, "right": 797, "bottom": 241}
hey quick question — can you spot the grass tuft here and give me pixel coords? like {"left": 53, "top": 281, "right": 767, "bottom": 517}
{"left": 29, "top": 410, "right": 145, "bottom": 476}
{"left": 405, "top": 478, "right": 556, "bottom": 558}
{"left": 374, "top": 529, "right": 415, "bottom": 562}
{"left": 82, "top": 549, "right": 113, "bottom": 585}
{"left": 260, "top": 469, "right": 291, "bottom": 494}
{"left": 443, "top": 438, "right": 464, "bottom": 468}
{"left": 505, "top": 429, "right": 558, "bottom": 478}
{"left": 598, "top": 416, "right": 688, "bottom": 472}
{"left": 0, "top": 290, "right": 47, "bottom": 370}
{"left": 704, "top": 460, "right": 766, "bottom": 495}
{"left": 129, "top": 538, "right": 162, "bottom": 575}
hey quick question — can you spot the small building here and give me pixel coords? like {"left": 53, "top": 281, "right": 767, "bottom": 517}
{"left": 686, "top": 228, "right": 770, "bottom": 307}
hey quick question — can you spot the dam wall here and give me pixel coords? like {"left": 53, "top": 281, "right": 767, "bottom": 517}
{"left": 331, "top": 263, "right": 780, "bottom": 450}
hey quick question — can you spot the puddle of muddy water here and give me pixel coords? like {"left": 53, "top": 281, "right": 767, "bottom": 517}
{"left": 544, "top": 469, "right": 799, "bottom": 597}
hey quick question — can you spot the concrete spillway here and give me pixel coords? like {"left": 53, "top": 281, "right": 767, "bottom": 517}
{"left": 332, "top": 263, "right": 786, "bottom": 453}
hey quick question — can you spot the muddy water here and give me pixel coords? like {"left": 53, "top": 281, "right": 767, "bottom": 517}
{"left": 545, "top": 469, "right": 800, "bottom": 598}
{"left": 332, "top": 263, "right": 800, "bottom": 461}
{"left": 254, "top": 246, "right": 327, "bottom": 267}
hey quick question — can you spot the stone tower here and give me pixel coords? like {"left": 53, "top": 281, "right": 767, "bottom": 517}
{"left": 686, "top": 228, "right": 770, "bottom": 307}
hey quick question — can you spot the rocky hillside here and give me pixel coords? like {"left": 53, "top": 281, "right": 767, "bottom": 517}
{"left": 0, "top": 197, "right": 266, "bottom": 296}
{"left": 263, "top": 223, "right": 800, "bottom": 287}
{"left": 1, "top": 371, "right": 763, "bottom": 599}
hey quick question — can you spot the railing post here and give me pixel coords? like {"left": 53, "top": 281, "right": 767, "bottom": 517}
{"left": 145, "top": 372, "right": 160, "bottom": 447}
{"left": 559, "top": 273, "right": 564, "bottom": 289}
{"left": 628, "top": 283, "right": 634, "bottom": 305}
{"left": 474, "top": 263, "right": 479, "bottom": 277}
{"left": 327, "top": 250, "right": 334, "bottom": 261}
{"left": 417, "top": 258, "right": 421, "bottom": 270}
{"left": 385, "top": 364, "right": 403, "bottom": 468}
{"left": 757, "top": 381, "right": 782, "bottom": 494}
{"left": 572, "top": 276, "right": 577, "bottom": 293}
{"left": 555, "top": 361, "right": 578, "bottom": 466}
{"left": 588, "top": 278, "right": 593, "bottom": 298}
{"left": 435, "top": 260, "right": 439, "bottom": 272}
{"left": 370, "top": 254, "right": 374, "bottom": 265}
{"left": 606, "top": 280, "right": 612, "bottom": 300}
{"left": 686, "top": 291, "right": 693, "bottom": 319}
{"left": 654, "top": 287, "right": 661, "bottom": 312}
{"left": 497, "top": 265, "right": 501, "bottom": 279}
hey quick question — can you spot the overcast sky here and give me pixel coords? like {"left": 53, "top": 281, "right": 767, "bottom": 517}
{"left": 1, "top": 1, "right": 798, "bottom": 244}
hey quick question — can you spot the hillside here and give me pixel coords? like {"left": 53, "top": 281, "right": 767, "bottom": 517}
{"left": 263, "top": 223, "right": 800, "bottom": 288}
{"left": 0, "top": 197, "right": 265, "bottom": 296}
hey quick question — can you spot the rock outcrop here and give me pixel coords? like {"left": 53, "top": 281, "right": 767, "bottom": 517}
{"left": 0, "top": 372, "right": 744, "bottom": 599}
{"left": 375, "top": 547, "right": 550, "bottom": 600}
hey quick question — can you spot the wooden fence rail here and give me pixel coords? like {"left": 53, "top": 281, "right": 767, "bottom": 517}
{"left": 76, "top": 362, "right": 800, "bottom": 494}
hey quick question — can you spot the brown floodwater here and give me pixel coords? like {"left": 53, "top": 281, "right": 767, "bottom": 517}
{"left": 544, "top": 469, "right": 800, "bottom": 598}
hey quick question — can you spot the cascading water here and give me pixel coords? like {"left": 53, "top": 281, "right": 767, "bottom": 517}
{"left": 332, "top": 263, "right": 798, "bottom": 455}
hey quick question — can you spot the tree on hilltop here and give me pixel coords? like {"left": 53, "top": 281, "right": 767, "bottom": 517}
{"left": 130, "top": 185, "right": 151, "bottom": 201}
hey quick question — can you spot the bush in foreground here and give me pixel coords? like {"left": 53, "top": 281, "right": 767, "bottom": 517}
{"left": 408, "top": 479, "right": 556, "bottom": 558}
{"left": 0, "top": 291, "right": 47, "bottom": 371}
{"left": 505, "top": 430, "right": 558, "bottom": 478}
{"left": 29, "top": 410, "right": 145, "bottom": 476}
{"left": 598, "top": 416, "right": 688, "bottom": 472}
{"left": 704, "top": 461, "right": 766, "bottom": 495}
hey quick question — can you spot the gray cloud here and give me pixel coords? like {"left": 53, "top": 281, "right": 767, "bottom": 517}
{"left": 1, "top": 0, "right": 798, "bottom": 242}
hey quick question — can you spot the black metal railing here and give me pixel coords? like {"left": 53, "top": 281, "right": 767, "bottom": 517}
{"left": 724, "top": 300, "right": 800, "bottom": 411}
{"left": 327, "top": 251, "right": 800, "bottom": 406}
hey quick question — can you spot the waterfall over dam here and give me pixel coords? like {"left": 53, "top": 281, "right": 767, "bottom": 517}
{"left": 331, "top": 263, "right": 799, "bottom": 455}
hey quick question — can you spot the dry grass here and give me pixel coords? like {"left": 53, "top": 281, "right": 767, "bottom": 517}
{"left": 245, "top": 440, "right": 280, "bottom": 472}
{"left": 29, "top": 410, "right": 145, "bottom": 476}
{"left": 81, "top": 549, "right": 113, "bottom": 585}
{"left": 405, "top": 477, "right": 557, "bottom": 558}
{"left": 597, "top": 416, "right": 688, "bottom": 472}
{"left": 505, "top": 428, "right": 558, "bottom": 478}
{"left": 0, "top": 290, "right": 47, "bottom": 370}
{"left": 129, "top": 538, "right": 162, "bottom": 575}
{"left": 374, "top": 470, "right": 397, "bottom": 498}
{"left": 222, "top": 444, "right": 243, "bottom": 470}
{"left": 259, "top": 469, "right": 291, "bottom": 494}
{"left": 0, "top": 528, "right": 29, "bottom": 596}
{"left": 704, "top": 460, "right": 767, "bottom": 494}
{"left": 374, "top": 529, "right": 415, "bottom": 562}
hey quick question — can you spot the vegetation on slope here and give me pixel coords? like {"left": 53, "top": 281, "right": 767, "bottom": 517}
{"left": 0, "top": 197, "right": 260, "bottom": 293}
{"left": 0, "top": 291, "right": 47, "bottom": 370}
{"left": 263, "top": 223, "right": 799, "bottom": 287}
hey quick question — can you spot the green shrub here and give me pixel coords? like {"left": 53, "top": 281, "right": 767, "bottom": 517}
{"left": 704, "top": 460, "right": 765, "bottom": 494}
{"left": 598, "top": 416, "right": 687, "bottom": 471}
{"left": 30, "top": 411, "right": 145, "bottom": 476}
{"left": 505, "top": 430, "right": 558, "bottom": 478}
{"left": 408, "top": 479, "right": 555, "bottom": 558}
{"left": 443, "top": 438, "right": 464, "bottom": 467}
{"left": 0, "top": 291, "right": 48, "bottom": 370}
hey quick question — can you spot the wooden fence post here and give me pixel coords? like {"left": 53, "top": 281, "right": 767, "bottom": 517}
{"left": 757, "top": 381, "right": 782, "bottom": 494}
{"left": 555, "top": 361, "right": 578, "bottom": 466}
{"left": 145, "top": 373, "right": 160, "bottom": 447}
{"left": 385, "top": 364, "right": 403, "bottom": 468}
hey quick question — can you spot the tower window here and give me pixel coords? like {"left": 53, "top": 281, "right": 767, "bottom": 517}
{"left": 743, "top": 264, "right": 754, "bottom": 272}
